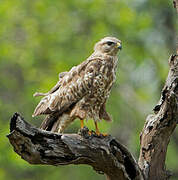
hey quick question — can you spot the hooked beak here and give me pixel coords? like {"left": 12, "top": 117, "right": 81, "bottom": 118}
{"left": 116, "top": 42, "right": 122, "bottom": 50}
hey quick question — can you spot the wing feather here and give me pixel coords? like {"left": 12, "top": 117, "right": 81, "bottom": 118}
{"left": 33, "top": 58, "right": 103, "bottom": 117}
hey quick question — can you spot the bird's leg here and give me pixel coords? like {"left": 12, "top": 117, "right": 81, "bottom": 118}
{"left": 80, "top": 119, "right": 92, "bottom": 135}
{"left": 80, "top": 119, "right": 84, "bottom": 129}
{"left": 94, "top": 121, "right": 100, "bottom": 135}
{"left": 94, "top": 121, "right": 108, "bottom": 136}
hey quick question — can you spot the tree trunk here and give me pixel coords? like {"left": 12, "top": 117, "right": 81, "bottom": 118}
{"left": 138, "top": 55, "right": 178, "bottom": 180}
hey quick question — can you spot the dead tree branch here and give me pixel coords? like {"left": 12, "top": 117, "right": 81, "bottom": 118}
{"left": 7, "top": 113, "right": 144, "bottom": 180}
{"left": 138, "top": 54, "right": 178, "bottom": 179}
{"left": 138, "top": 1, "right": 178, "bottom": 178}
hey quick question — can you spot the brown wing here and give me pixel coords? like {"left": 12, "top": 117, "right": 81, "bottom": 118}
{"left": 32, "top": 58, "right": 103, "bottom": 117}
{"left": 33, "top": 71, "right": 68, "bottom": 97}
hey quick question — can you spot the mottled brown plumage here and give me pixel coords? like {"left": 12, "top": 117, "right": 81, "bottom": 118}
{"left": 33, "top": 37, "right": 122, "bottom": 134}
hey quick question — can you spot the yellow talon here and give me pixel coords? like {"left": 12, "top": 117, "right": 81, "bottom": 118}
{"left": 88, "top": 131, "right": 92, "bottom": 136}
{"left": 94, "top": 122, "right": 108, "bottom": 136}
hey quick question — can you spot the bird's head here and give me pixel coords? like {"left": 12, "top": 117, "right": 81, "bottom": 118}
{"left": 94, "top": 37, "right": 122, "bottom": 56}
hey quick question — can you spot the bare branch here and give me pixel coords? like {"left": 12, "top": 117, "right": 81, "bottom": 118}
{"left": 7, "top": 113, "right": 144, "bottom": 180}
{"left": 138, "top": 55, "right": 178, "bottom": 179}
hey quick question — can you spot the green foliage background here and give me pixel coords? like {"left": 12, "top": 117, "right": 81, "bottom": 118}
{"left": 0, "top": 0, "right": 177, "bottom": 179}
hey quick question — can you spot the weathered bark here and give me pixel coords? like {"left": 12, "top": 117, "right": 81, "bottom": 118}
{"left": 7, "top": 1, "right": 178, "bottom": 180}
{"left": 138, "top": 1, "right": 178, "bottom": 179}
{"left": 7, "top": 113, "right": 144, "bottom": 180}
{"left": 138, "top": 54, "right": 178, "bottom": 180}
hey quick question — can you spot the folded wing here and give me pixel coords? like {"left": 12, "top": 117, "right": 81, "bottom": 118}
{"left": 32, "top": 58, "right": 103, "bottom": 117}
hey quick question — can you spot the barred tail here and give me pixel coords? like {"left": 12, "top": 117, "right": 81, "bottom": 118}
{"left": 40, "top": 112, "right": 75, "bottom": 133}
{"left": 40, "top": 114, "right": 58, "bottom": 131}
{"left": 51, "top": 113, "right": 75, "bottom": 133}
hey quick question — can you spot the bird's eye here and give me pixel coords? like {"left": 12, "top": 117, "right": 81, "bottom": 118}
{"left": 106, "top": 41, "right": 114, "bottom": 46}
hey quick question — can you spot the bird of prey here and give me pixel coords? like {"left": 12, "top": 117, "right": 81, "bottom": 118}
{"left": 33, "top": 37, "right": 122, "bottom": 135}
